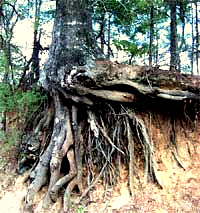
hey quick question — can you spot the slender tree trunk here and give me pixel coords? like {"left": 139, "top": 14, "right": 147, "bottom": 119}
{"left": 178, "top": 0, "right": 186, "bottom": 71}
{"left": 107, "top": 13, "right": 111, "bottom": 60}
{"left": 19, "top": 0, "right": 42, "bottom": 88}
{"left": 149, "top": 3, "right": 154, "bottom": 67}
{"left": 154, "top": 22, "right": 159, "bottom": 66}
{"left": 2, "top": 45, "right": 10, "bottom": 84}
{"left": 100, "top": 27, "right": 105, "bottom": 54}
{"left": 19, "top": 0, "right": 47, "bottom": 89}
{"left": 169, "top": 0, "right": 177, "bottom": 71}
{"left": 195, "top": 1, "right": 199, "bottom": 75}
{"left": 178, "top": 1, "right": 186, "bottom": 49}
{"left": 191, "top": 2, "right": 194, "bottom": 75}
{"left": 31, "top": 0, "right": 42, "bottom": 84}
{"left": 1, "top": 112, "right": 6, "bottom": 132}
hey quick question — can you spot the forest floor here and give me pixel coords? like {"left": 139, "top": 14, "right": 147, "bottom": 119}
{"left": 0, "top": 129, "right": 200, "bottom": 213}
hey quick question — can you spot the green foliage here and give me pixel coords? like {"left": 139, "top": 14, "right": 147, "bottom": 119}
{"left": 113, "top": 39, "right": 149, "bottom": 58}
{"left": 0, "top": 51, "right": 9, "bottom": 73}
{"left": 0, "top": 129, "right": 20, "bottom": 152}
{"left": 16, "top": 89, "right": 47, "bottom": 114}
{"left": 0, "top": 83, "right": 13, "bottom": 112}
{"left": 93, "top": 0, "right": 170, "bottom": 65}
{"left": 0, "top": 84, "right": 47, "bottom": 114}
{"left": 0, "top": 84, "right": 47, "bottom": 156}
{"left": 76, "top": 206, "right": 85, "bottom": 213}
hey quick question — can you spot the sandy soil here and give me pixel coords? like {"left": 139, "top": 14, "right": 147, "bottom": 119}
{"left": 0, "top": 160, "right": 199, "bottom": 213}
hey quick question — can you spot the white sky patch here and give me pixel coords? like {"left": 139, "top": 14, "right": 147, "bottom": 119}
{"left": 13, "top": 18, "right": 54, "bottom": 66}
{"left": 13, "top": 19, "right": 34, "bottom": 59}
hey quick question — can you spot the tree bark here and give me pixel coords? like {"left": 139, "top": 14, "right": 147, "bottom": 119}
{"left": 191, "top": 2, "right": 194, "bottom": 74}
{"left": 169, "top": 0, "right": 177, "bottom": 71}
{"left": 195, "top": 1, "right": 199, "bottom": 75}
{"left": 149, "top": 2, "right": 154, "bottom": 67}
{"left": 40, "top": 0, "right": 100, "bottom": 90}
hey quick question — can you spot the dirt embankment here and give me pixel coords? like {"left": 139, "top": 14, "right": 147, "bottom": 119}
{"left": 0, "top": 117, "right": 200, "bottom": 213}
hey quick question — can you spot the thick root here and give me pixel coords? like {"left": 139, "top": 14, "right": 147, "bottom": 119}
{"left": 72, "top": 105, "right": 84, "bottom": 192}
{"left": 63, "top": 177, "right": 78, "bottom": 213}
{"left": 43, "top": 93, "right": 74, "bottom": 208}
{"left": 50, "top": 149, "right": 77, "bottom": 202}
{"left": 23, "top": 97, "right": 165, "bottom": 211}
{"left": 133, "top": 114, "right": 163, "bottom": 188}
{"left": 126, "top": 117, "right": 135, "bottom": 197}
{"left": 24, "top": 142, "right": 53, "bottom": 209}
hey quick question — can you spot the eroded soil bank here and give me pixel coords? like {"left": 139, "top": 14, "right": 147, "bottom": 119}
{"left": 0, "top": 113, "right": 199, "bottom": 212}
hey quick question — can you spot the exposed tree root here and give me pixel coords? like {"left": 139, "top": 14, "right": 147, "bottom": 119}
{"left": 171, "top": 150, "right": 186, "bottom": 170}
{"left": 23, "top": 100, "right": 164, "bottom": 211}
{"left": 133, "top": 114, "right": 163, "bottom": 188}
{"left": 72, "top": 105, "right": 84, "bottom": 193}
{"left": 126, "top": 117, "right": 134, "bottom": 197}
{"left": 43, "top": 91, "right": 77, "bottom": 208}
{"left": 170, "top": 116, "right": 186, "bottom": 170}
{"left": 50, "top": 149, "right": 77, "bottom": 202}
{"left": 63, "top": 176, "right": 78, "bottom": 212}
{"left": 24, "top": 142, "right": 53, "bottom": 210}
{"left": 76, "top": 161, "right": 108, "bottom": 204}
{"left": 20, "top": 86, "right": 199, "bottom": 211}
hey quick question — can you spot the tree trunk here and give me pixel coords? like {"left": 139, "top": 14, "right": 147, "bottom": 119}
{"left": 169, "top": 0, "right": 177, "bottom": 71}
{"left": 149, "top": 2, "right": 154, "bottom": 67}
{"left": 107, "top": 13, "right": 111, "bottom": 60}
{"left": 100, "top": 28, "right": 105, "bottom": 54}
{"left": 21, "top": 0, "right": 200, "bottom": 212}
{"left": 31, "top": 0, "right": 42, "bottom": 84}
{"left": 178, "top": 0, "right": 187, "bottom": 71}
{"left": 155, "top": 24, "right": 159, "bottom": 66}
{"left": 191, "top": 2, "right": 194, "bottom": 75}
{"left": 41, "top": 0, "right": 98, "bottom": 87}
{"left": 195, "top": 1, "right": 199, "bottom": 75}
{"left": 24, "top": 0, "right": 101, "bottom": 210}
